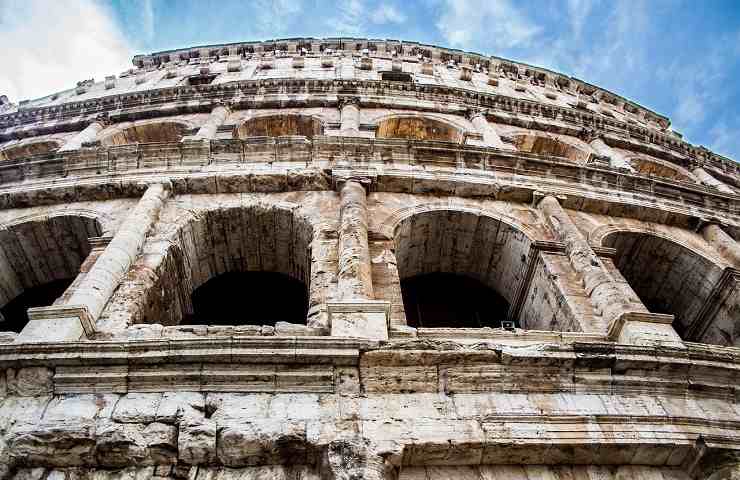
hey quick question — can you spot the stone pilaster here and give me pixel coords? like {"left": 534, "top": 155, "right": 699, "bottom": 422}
{"left": 702, "top": 222, "right": 740, "bottom": 268}
{"left": 183, "top": 103, "right": 231, "bottom": 141}
{"left": 339, "top": 97, "right": 361, "bottom": 135}
{"left": 331, "top": 175, "right": 389, "bottom": 340}
{"left": 693, "top": 165, "right": 735, "bottom": 194}
{"left": 467, "top": 109, "right": 507, "bottom": 149}
{"left": 58, "top": 115, "right": 108, "bottom": 152}
{"left": 18, "top": 183, "right": 170, "bottom": 342}
{"left": 536, "top": 192, "right": 683, "bottom": 346}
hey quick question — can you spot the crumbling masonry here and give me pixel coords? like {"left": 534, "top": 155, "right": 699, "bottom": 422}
{"left": 0, "top": 37, "right": 739, "bottom": 479}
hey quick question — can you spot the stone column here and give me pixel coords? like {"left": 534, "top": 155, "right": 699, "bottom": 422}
{"left": 588, "top": 135, "right": 634, "bottom": 171}
{"left": 693, "top": 165, "right": 735, "bottom": 194}
{"left": 703, "top": 223, "right": 740, "bottom": 268}
{"left": 536, "top": 192, "right": 683, "bottom": 346}
{"left": 338, "top": 178, "right": 374, "bottom": 300}
{"left": 183, "top": 103, "right": 231, "bottom": 141}
{"left": 18, "top": 182, "right": 170, "bottom": 342}
{"left": 58, "top": 116, "right": 107, "bottom": 152}
{"left": 467, "top": 110, "right": 507, "bottom": 149}
{"left": 339, "top": 97, "right": 361, "bottom": 135}
{"left": 330, "top": 175, "right": 390, "bottom": 340}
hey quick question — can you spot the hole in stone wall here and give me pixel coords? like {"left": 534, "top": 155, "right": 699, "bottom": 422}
{"left": 511, "top": 134, "right": 589, "bottom": 163}
{"left": 184, "top": 271, "right": 308, "bottom": 326}
{"left": 0, "top": 141, "right": 60, "bottom": 161}
{"left": 0, "top": 279, "right": 73, "bottom": 332}
{"left": 393, "top": 210, "right": 532, "bottom": 329}
{"left": 604, "top": 231, "right": 736, "bottom": 345}
{"left": 376, "top": 116, "right": 464, "bottom": 143}
{"left": 401, "top": 272, "right": 508, "bottom": 328}
{"left": 100, "top": 122, "right": 190, "bottom": 146}
{"left": 235, "top": 115, "right": 324, "bottom": 139}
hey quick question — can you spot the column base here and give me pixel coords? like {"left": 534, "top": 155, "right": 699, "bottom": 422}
{"left": 17, "top": 305, "right": 95, "bottom": 343}
{"left": 328, "top": 301, "right": 390, "bottom": 341}
{"left": 608, "top": 311, "right": 685, "bottom": 348}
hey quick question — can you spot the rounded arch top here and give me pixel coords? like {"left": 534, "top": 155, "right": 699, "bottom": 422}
{"left": 375, "top": 114, "right": 465, "bottom": 143}
{"left": 0, "top": 139, "right": 62, "bottom": 161}
{"left": 98, "top": 118, "right": 196, "bottom": 146}
{"left": 627, "top": 155, "right": 697, "bottom": 183}
{"left": 510, "top": 132, "right": 591, "bottom": 163}
{"left": 234, "top": 113, "right": 325, "bottom": 139}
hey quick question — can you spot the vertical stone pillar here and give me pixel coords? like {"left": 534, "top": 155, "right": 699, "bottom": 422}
{"left": 183, "top": 103, "right": 231, "bottom": 141}
{"left": 18, "top": 182, "right": 171, "bottom": 342}
{"left": 339, "top": 97, "right": 361, "bottom": 135}
{"left": 587, "top": 134, "right": 634, "bottom": 171}
{"left": 338, "top": 178, "right": 374, "bottom": 300}
{"left": 693, "top": 165, "right": 735, "bottom": 194}
{"left": 703, "top": 223, "right": 740, "bottom": 267}
{"left": 536, "top": 192, "right": 683, "bottom": 346}
{"left": 330, "top": 175, "right": 390, "bottom": 340}
{"left": 58, "top": 115, "right": 108, "bottom": 152}
{"left": 467, "top": 110, "right": 507, "bottom": 149}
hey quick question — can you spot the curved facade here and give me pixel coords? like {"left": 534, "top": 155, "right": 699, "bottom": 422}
{"left": 0, "top": 37, "right": 739, "bottom": 479}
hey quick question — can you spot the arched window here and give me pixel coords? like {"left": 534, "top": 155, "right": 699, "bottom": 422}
{"left": 393, "top": 210, "right": 531, "bottom": 329}
{"left": 511, "top": 133, "right": 590, "bottom": 163}
{"left": 604, "top": 231, "right": 738, "bottom": 346}
{"left": 235, "top": 114, "right": 324, "bottom": 139}
{"left": 628, "top": 156, "right": 696, "bottom": 183}
{"left": 376, "top": 116, "right": 464, "bottom": 143}
{"left": 0, "top": 215, "right": 102, "bottom": 332}
{"left": 134, "top": 205, "right": 315, "bottom": 327}
{"left": 0, "top": 140, "right": 60, "bottom": 161}
{"left": 99, "top": 121, "right": 190, "bottom": 146}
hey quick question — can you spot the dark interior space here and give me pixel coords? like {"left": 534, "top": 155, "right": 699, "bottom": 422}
{"left": 0, "top": 278, "right": 73, "bottom": 332}
{"left": 401, "top": 272, "right": 510, "bottom": 328}
{"left": 184, "top": 271, "right": 308, "bottom": 326}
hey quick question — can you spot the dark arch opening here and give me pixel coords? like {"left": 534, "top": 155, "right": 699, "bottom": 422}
{"left": 0, "top": 279, "right": 73, "bottom": 332}
{"left": 184, "top": 271, "right": 308, "bottom": 326}
{"left": 376, "top": 116, "right": 464, "bottom": 143}
{"left": 603, "top": 231, "right": 732, "bottom": 343}
{"left": 235, "top": 115, "right": 324, "bottom": 139}
{"left": 401, "top": 272, "right": 508, "bottom": 328}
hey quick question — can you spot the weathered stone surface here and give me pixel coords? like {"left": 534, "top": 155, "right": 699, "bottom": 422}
{"left": 178, "top": 420, "right": 216, "bottom": 465}
{"left": 217, "top": 420, "right": 309, "bottom": 467}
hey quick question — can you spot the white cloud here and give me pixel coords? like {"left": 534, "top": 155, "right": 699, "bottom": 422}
{"left": 566, "top": 0, "right": 595, "bottom": 39}
{"left": 435, "top": 0, "right": 541, "bottom": 50}
{"left": 330, "top": 0, "right": 365, "bottom": 35}
{"left": 252, "top": 0, "right": 303, "bottom": 36}
{"left": 139, "top": 0, "right": 155, "bottom": 42}
{"left": 0, "top": 0, "right": 134, "bottom": 102}
{"left": 370, "top": 4, "right": 407, "bottom": 24}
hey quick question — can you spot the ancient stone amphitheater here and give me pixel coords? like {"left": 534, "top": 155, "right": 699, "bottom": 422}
{"left": 0, "top": 37, "right": 739, "bottom": 479}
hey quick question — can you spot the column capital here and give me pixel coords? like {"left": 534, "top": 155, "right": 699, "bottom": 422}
{"left": 532, "top": 190, "right": 567, "bottom": 207}
{"left": 333, "top": 171, "right": 377, "bottom": 192}
{"left": 93, "top": 111, "right": 111, "bottom": 127}
{"left": 579, "top": 128, "right": 603, "bottom": 144}
{"left": 465, "top": 107, "right": 487, "bottom": 121}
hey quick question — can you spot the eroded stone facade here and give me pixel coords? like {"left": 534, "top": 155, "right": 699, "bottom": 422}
{"left": 0, "top": 38, "right": 739, "bottom": 478}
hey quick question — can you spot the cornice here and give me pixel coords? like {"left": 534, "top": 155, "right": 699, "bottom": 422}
{"left": 0, "top": 77, "right": 730, "bottom": 172}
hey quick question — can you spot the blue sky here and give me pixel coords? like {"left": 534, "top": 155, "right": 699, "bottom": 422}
{"left": 1, "top": 0, "right": 740, "bottom": 160}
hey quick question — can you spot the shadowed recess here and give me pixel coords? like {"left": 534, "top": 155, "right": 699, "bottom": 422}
{"left": 235, "top": 114, "right": 324, "bottom": 139}
{"left": 184, "top": 271, "right": 308, "bottom": 326}
{"left": 100, "top": 122, "right": 190, "bottom": 146}
{"left": 401, "top": 272, "right": 508, "bottom": 328}
{"left": 376, "top": 116, "right": 464, "bottom": 143}
{"left": 0, "top": 279, "right": 73, "bottom": 332}
{"left": 512, "top": 133, "right": 589, "bottom": 163}
{"left": 0, "top": 215, "right": 101, "bottom": 332}
{"left": 604, "top": 231, "right": 738, "bottom": 345}
{"left": 0, "top": 141, "right": 60, "bottom": 161}
{"left": 629, "top": 157, "right": 695, "bottom": 183}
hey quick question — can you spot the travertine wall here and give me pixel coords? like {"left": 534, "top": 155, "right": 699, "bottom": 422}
{"left": 0, "top": 37, "right": 739, "bottom": 478}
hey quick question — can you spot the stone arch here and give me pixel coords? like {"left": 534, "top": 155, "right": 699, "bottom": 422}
{"left": 0, "top": 214, "right": 102, "bottom": 332}
{"left": 0, "top": 139, "right": 62, "bottom": 161}
{"left": 599, "top": 228, "right": 735, "bottom": 344}
{"left": 0, "top": 209, "right": 117, "bottom": 237}
{"left": 392, "top": 207, "right": 535, "bottom": 328}
{"left": 627, "top": 156, "right": 697, "bottom": 183}
{"left": 235, "top": 113, "right": 325, "bottom": 139}
{"left": 375, "top": 114, "right": 465, "bottom": 143}
{"left": 135, "top": 203, "right": 317, "bottom": 327}
{"left": 510, "top": 132, "right": 591, "bottom": 163}
{"left": 98, "top": 118, "right": 195, "bottom": 146}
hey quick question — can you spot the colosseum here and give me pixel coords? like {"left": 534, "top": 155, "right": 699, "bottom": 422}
{"left": 0, "top": 37, "right": 739, "bottom": 479}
